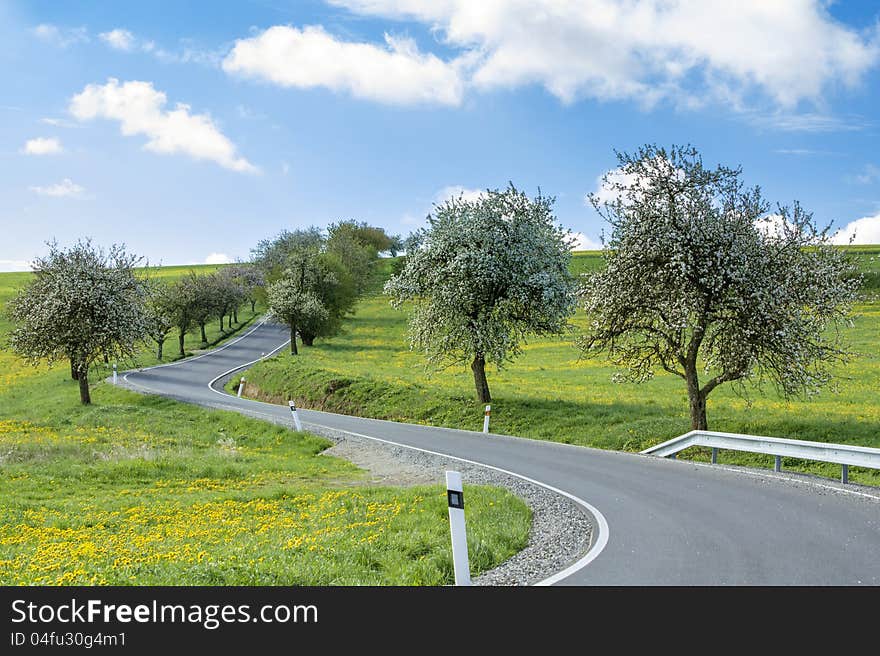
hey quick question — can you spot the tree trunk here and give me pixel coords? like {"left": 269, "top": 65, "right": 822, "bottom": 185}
{"left": 290, "top": 325, "right": 298, "bottom": 355}
{"left": 471, "top": 354, "right": 491, "bottom": 403}
{"left": 251, "top": 300, "right": 256, "bottom": 314}
{"left": 685, "top": 367, "right": 708, "bottom": 430}
{"left": 199, "top": 322, "right": 207, "bottom": 345}
{"left": 103, "top": 352, "right": 109, "bottom": 364}
{"left": 157, "top": 339, "right": 164, "bottom": 361}
{"left": 301, "top": 332, "right": 315, "bottom": 346}
{"left": 219, "top": 316, "right": 224, "bottom": 332}
{"left": 70, "top": 358, "right": 79, "bottom": 381}
{"left": 77, "top": 365, "right": 91, "bottom": 405}
{"left": 179, "top": 331, "right": 186, "bottom": 357}
{"left": 233, "top": 308, "right": 238, "bottom": 324}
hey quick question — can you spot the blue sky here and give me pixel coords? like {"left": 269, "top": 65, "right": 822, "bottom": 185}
{"left": 2, "top": 0, "right": 880, "bottom": 270}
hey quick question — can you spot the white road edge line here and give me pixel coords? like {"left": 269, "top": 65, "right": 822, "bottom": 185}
{"left": 122, "top": 316, "right": 270, "bottom": 378}
{"left": 190, "top": 341, "right": 610, "bottom": 586}
{"left": 127, "top": 323, "right": 611, "bottom": 585}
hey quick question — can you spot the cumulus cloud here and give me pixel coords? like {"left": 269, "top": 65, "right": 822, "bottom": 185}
{"left": 433, "top": 185, "right": 486, "bottom": 204}
{"left": 29, "top": 178, "right": 85, "bottom": 198}
{"left": 569, "top": 231, "right": 603, "bottom": 251}
{"left": 587, "top": 168, "right": 644, "bottom": 207}
{"left": 21, "top": 137, "right": 63, "bottom": 155}
{"left": 69, "top": 78, "right": 256, "bottom": 173}
{"left": 831, "top": 213, "right": 880, "bottom": 245}
{"left": 32, "top": 24, "right": 88, "bottom": 47}
{"left": 222, "top": 25, "right": 464, "bottom": 106}
{"left": 205, "top": 253, "right": 233, "bottom": 264}
{"left": 330, "top": 0, "right": 879, "bottom": 109}
{"left": 99, "top": 28, "right": 135, "bottom": 51}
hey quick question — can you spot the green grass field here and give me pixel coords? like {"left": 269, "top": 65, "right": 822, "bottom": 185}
{"left": 0, "top": 266, "right": 530, "bottom": 585}
{"left": 237, "top": 247, "right": 880, "bottom": 486}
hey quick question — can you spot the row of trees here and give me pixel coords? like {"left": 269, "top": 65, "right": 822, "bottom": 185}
{"left": 255, "top": 220, "right": 399, "bottom": 353}
{"left": 145, "top": 266, "right": 264, "bottom": 360}
{"left": 6, "top": 145, "right": 860, "bottom": 429}
{"left": 386, "top": 145, "right": 860, "bottom": 430}
{"left": 6, "top": 218, "right": 396, "bottom": 406}
{"left": 7, "top": 243, "right": 265, "bottom": 404}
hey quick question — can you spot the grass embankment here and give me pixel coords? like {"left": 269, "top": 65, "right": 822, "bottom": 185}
{"left": 0, "top": 266, "right": 530, "bottom": 585}
{"left": 237, "top": 248, "right": 880, "bottom": 486}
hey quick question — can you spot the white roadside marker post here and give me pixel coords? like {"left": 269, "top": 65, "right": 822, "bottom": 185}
{"left": 112, "top": 364, "right": 117, "bottom": 385}
{"left": 288, "top": 400, "right": 303, "bottom": 432}
{"left": 482, "top": 405, "right": 491, "bottom": 434}
{"left": 237, "top": 377, "right": 245, "bottom": 398}
{"left": 446, "top": 470, "right": 471, "bottom": 586}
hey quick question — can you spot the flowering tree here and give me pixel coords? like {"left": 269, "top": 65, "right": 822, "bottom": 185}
{"left": 166, "top": 277, "right": 198, "bottom": 357}
{"left": 266, "top": 276, "right": 329, "bottom": 355}
{"left": 7, "top": 240, "right": 149, "bottom": 404}
{"left": 144, "top": 280, "right": 175, "bottom": 360}
{"left": 385, "top": 184, "right": 577, "bottom": 402}
{"left": 225, "top": 264, "right": 264, "bottom": 317}
{"left": 579, "top": 145, "right": 860, "bottom": 430}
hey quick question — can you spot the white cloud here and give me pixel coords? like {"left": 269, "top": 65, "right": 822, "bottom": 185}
{"left": 433, "top": 185, "right": 485, "bottom": 205}
{"left": 831, "top": 213, "right": 880, "bottom": 245}
{"left": 99, "top": 28, "right": 135, "bottom": 51}
{"left": 21, "top": 137, "right": 63, "bottom": 155}
{"left": 69, "top": 78, "right": 257, "bottom": 173}
{"left": 569, "top": 231, "right": 602, "bottom": 251}
{"left": 32, "top": 23, "right": 89, "bottom": 47}
{"left": 205, "top": 253, "right": 233, "bottom": 264}
{"left": 29, "top": 178, "right": 85, "bottom": 198}
{"left": 330, "top": 0, "right": 879, "bottom": 109}
{"left": 0, "top": 259, "right": 32, "bottom": 272}
{"left": 222, "top": 25, "right": 464, "bottom": 106}
{"left": 587, "top": 168, "right": 643, "bottom": 207}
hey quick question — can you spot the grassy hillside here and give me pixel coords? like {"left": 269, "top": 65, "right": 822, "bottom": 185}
{"left": 238, "top": 247, "right": 880, "bottom": 486}
{"left": 0, "top": 265, "right": 530, "bottom": 585}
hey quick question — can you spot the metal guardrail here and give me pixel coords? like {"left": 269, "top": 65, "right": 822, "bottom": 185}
{"left": 641, "top": 430, "right": 880, "bottom": 484}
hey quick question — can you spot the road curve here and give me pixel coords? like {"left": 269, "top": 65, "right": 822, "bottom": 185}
{"left": 123, "top": 319, "right": 880, "bottom": 585}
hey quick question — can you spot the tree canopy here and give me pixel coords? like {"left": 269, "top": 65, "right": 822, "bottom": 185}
{"left": 579, "top": 144, "right": 860, "bottom": 430}
{"left": 7, "top": 240, "right": 149, "bottom": 404}
{"left": 385, "top": 184, "right": 577, "bottom": 402}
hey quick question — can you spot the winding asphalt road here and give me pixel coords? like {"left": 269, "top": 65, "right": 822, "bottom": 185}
{"left": 123, "top": 319, "right": 880, "bottom": 585}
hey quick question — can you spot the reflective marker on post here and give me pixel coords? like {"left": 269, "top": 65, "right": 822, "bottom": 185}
{"left": 446, "top": 470, "right": 471, "bottom": 586}
{"left": 112, "top": 364, "right": 117, "bottom": 385}
{"left": 288, "top": 400, "right": 303, "bottom": 432}
{"left": 483, "top": 405, "right": 491, "bottom": 434}
{"left": 237, "top": 377, "right": 245, "bottom": 398}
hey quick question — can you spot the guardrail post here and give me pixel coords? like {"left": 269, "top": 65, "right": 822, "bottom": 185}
{"left": 711, "top": 448, "right": 717, "bottom": 464}
{"left": 445, "top": 471, "right": 471, "bottom": 586}
{"left": 842, "top": 464, "right": 849, "bottom": 484}
{"left": 774, "top": 455, "right": 782, "bottom": 472}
